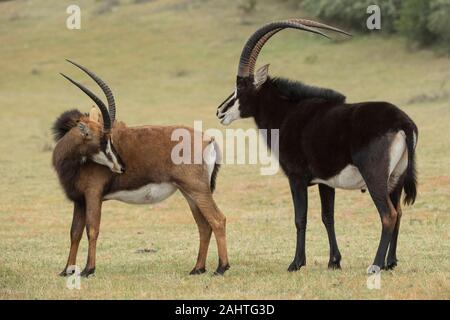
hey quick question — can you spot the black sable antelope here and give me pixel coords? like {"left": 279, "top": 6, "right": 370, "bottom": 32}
{"left": 217, "top": 19, "right": 418, "bottom": 273}
{"left": 53, "top": 60, "right": 229, "bottom": 277}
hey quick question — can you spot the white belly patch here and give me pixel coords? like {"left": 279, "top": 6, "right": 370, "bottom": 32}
{"left": 312, "top": 165, "right": 367, "bottom": 190}
{"left": 312, "top": 131, "right": 408, "bottom": 191}
{"left": 104, "top": 183, "right": 177, "bottom": 204}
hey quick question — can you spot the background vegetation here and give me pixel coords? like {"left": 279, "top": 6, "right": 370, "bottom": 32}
{"left": 0, "top": 0, "right": 449, "bottom": 299}
{"left": 296, "top": 0, "right": 450, "bottom": 52}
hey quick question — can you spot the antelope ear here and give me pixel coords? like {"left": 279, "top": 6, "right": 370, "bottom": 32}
{"left": 89, "top": 106, "right": 100, "bottom": 123}
{"left": 254, "top": 64, "right": 270, "bottom": 87}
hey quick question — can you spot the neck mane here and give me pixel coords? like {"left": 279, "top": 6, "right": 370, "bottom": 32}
{"left": 248, "top": 76, "right": 346, "bottom": 130}
{"left": 52, "top": 135, "right": 85, "bottom": 202}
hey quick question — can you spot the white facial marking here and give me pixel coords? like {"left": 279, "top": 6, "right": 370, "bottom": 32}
{"left": 217, "top": 90, "right": 241, "bottom": 126}
{"left": 217, "top": 91, "right": 241, "bottom": 126}
{"left": 90, "top": 138, "right": 123, "bottom": 174}
{"left": 106, "top": 139, "right": 123, "bottom": 173}
{"left": 221, "top": 100, "right": 241, "bottom": 125}
{"left": 91, "top": 151, "right": 115, "bottom": 170}
{"left": 104, "top": 183, "right": 177, "bottom": 204}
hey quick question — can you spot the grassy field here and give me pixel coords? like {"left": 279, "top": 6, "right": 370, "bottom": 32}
{"left": 0, "top": 0, "right": 449, "bottom": 299}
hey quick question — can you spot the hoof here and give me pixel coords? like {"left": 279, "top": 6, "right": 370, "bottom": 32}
{"left": 367, "top": 265, "right": 381, "bottom": 275}
{"left": 287, "top": 260, "right": 305, "bottom": 272}
{"left": 59, "top": 269, "right": 71, "bottom": 277}
{"left": 189, "top": 268, "right": 206, "bottom": 275}
{"left": 213, "top": 264, "right": 230, "bottom": 276}
{"left": 80, "top": 268, "right": 95, "bottom": 278}
{"left": 384, "top": 260, "right": 397, "bottom": 270}
{"left": 59, "top": 266, "right": 78, "bottom": 277}
{"left": 328, "top": 261, "right": 341, "bottom": 270}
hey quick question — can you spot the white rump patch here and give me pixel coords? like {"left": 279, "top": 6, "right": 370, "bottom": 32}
{"left": 387, "top": 130, "right": 408, "bottom": 192}
{"left": 312, "top": 130, "right": 408, "bottom": 191}
{"left": 104, "top": 183, "right": 177, "bottom": 204}
{"left": 203, "top": 140, "right": 218, "bottom": 184}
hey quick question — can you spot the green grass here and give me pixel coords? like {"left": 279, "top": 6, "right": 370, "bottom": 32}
{"left": 0, "top": 0, "right": 449, "bottom": 299}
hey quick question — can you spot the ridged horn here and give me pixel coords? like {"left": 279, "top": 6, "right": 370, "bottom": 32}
{"left": 240, "top": 19, "right": 352, "bottom": 78}
{"left": 65, "top": 59, "right": 117, "bottom": 122}
{"left": 60, "top": 73, "right": 112, "bottom": 132}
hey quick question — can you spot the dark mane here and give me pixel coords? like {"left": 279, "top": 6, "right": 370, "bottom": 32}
{"left": 53, "top": 153, "right": 83, "bottom": 202}
{"left": 270, "top": 77, "right": 346, "bottom": 104}
{"left": 52, "top": 109, "right": 84, "bottom": 142}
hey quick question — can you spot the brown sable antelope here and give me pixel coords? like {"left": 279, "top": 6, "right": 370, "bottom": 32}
{"left": 53, "top": 60, "right": 229, "bottom": 277}
{"left": 217, "top": 19, "right": 418, "bottom": 274}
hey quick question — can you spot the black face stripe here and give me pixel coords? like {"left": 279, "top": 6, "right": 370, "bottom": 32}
{"left": 221, "top": 100, "right": 235, "bottom": 114}
{"left": 217, "top": 92, "right": 235, "bottom": 114}
{"left": 107, "top": 138, "right": 125, "bottom": 168}
{"left": 100, "top": 137, "right": 108, "bottom": 150}
{"left": 105, "top": 149, "right": 113, "bottom": 161}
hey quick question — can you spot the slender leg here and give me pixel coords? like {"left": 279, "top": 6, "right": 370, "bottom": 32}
{"left": 318, "top": 184, "right": 341, "bottom": 269}
{"left": 362, "top": 178, "right": 398, "bottom": 272}
{"left": 182, "top": 192, "right": 212, "bottom": 275}
{"left": 81, "top": 192, "right": 102, "bottom": 277}
{"left": 60, "top": 200, "right": 86, "bottom": 276}
{"left": 354, "top": 136, "right": 398, "bottom": 273}
{"left": 287, "top": 176, "right": 308, "bottom": 272}
{"left": 186, "top": 191, "right": 229, "bottom": 275}
{"left": 386, "top": 186, "right": 403, "bottom": 269}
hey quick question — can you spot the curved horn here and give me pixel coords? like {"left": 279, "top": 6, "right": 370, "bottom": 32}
{"left": 248, "top": 28, "right": 282, "bottom": 76}
{"left": 60, "top": 73, "right": 112, "bottom": 132}
{"left": 291, "top": 18, "right": 352, "bottom": 36}
{"left": 238, "top": 20, "right": 329, "bottom": 78}
{"left": 239, "top": 19, "right": 351, "bottom": 79}
{"left": 65, "top": 59, "right": 117, "bottom": 122}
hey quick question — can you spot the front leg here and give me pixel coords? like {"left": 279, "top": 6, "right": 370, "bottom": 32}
{"left": 60, "top": 200, "right": 86, "bottom": 276}
{"left": 318, "top": 184, "right": 341, "bottom": 269}
{"left": 81, "top": 191, "right": 103, "bottom": 277}
{"left": 287, "top": 176, "right": 308, "bottom": 272}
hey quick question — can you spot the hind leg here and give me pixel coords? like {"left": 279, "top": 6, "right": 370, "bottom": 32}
{"left": 183, "top": 189, "right": 229, "bottom": 275}
{"left": 385, "top": 151, "right": 408, "bottom": 270}
{"left": 386, "top": 184, "right": 403, "bottom": 270}
{"left": 182, "top": 192, "right": 212, "bottom": 275}
{"left": 355, "top": 136, "right": 398, "bottom": 272}
{"left": 364, "top": 180, "right": 398, "bottom": 272}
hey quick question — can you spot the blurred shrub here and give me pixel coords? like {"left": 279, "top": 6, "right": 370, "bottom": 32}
{"left": 94, "top": 0, "right": 120, "bottom": 15}
{"left": 300, "top": 0, "right": 400, "bottom": 33}
{"left": 295, "top": 0, "right": 450, "bottom": 52}
{"left": 238, "top": 0, "right": 257, "bottom": 25}
{"left": 238, "top": 0, "right": 257, "bottom": 14}
{"left": 427, "top": 0, "right": 450, "bottom": 47}
{"left": 396, "top": 0, "right": 450, "bottom": 51}
{"left": 395, "top": 0, "right": 434, "bottom": 46}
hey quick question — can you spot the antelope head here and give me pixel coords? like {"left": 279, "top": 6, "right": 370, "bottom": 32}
{"left": 216, "top": 19, "right": 351, "bottom": 125}
{"left": 55, "top": 60, "right": 125, "bottom": 174}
